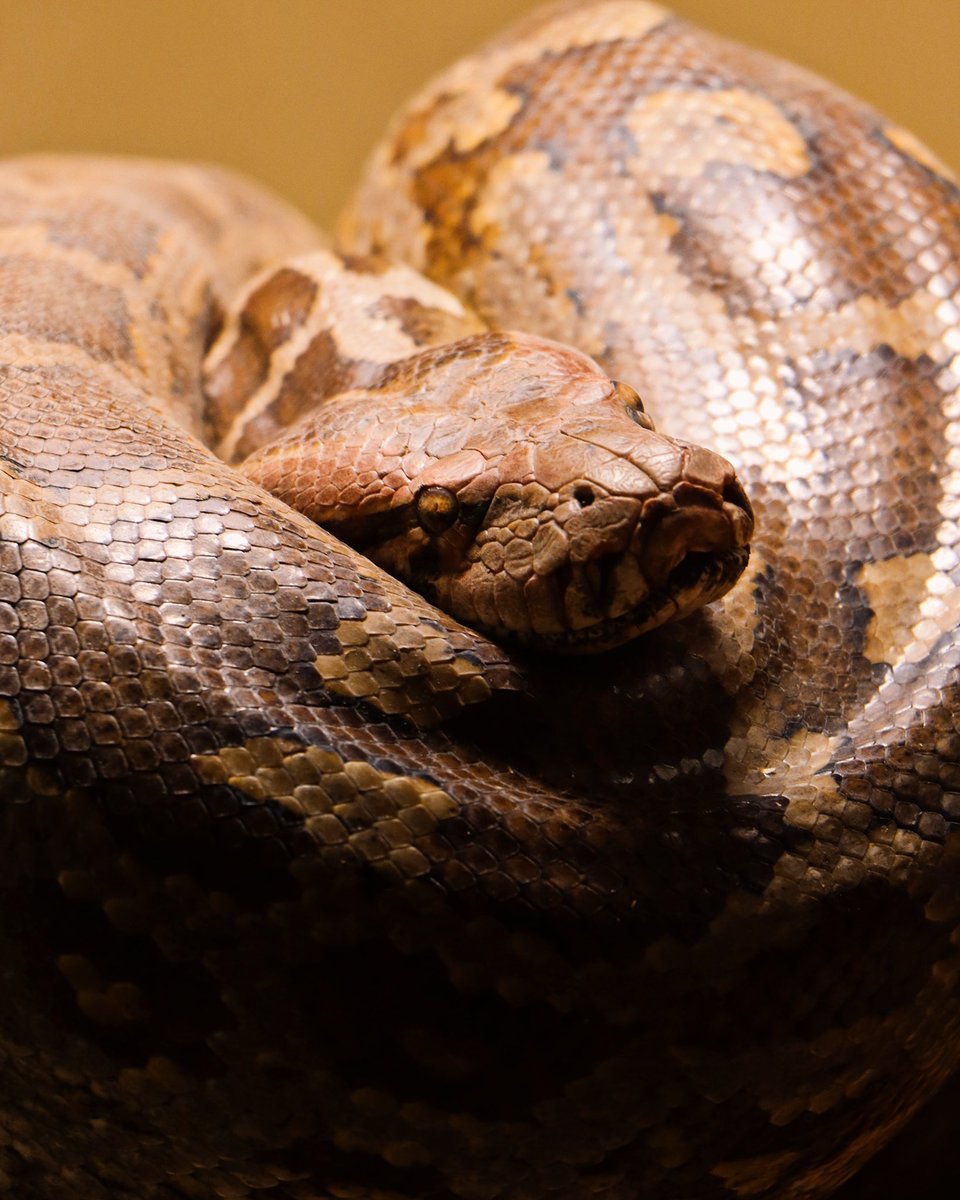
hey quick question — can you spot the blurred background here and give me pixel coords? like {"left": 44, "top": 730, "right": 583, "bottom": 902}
{"left": 1, "top": 0, "right": 956, "bottom": 230}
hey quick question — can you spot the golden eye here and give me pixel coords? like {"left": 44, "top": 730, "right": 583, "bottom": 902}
{"left": 613, "top": 379, "right": 655, "bottom": 431}
{"left": 416, "top": 485, "right": 460, "bottom": 534}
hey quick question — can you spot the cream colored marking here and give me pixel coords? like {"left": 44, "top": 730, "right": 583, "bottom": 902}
{"left": 452, "top": 88, "right": 523, "bottom": 154}
{"left": 302, "top": 255, "right": 476, "bottom": 359}
{"left": 351, "top": 1, "right": 666, "bottom": 178}
{"left": 454, "top": 0, "right": 668, "bottom": 93}
{"left": 0, "top": 222, "right": 137, "bottom": 289}
{"left": 625, "top": 89, "right": 811, "bottom": 181}
{"left": 724, "top": 686, "right": 930, "bottom": 893}
{"left": 0, "top": 224, "right": 163, "bottom": 370}
{"left": 469, "top": 149, "right": 551, "bottom": 244}
{"left": 212, "top": 249, "right": 481, "bottom": 463}
{"left": 340, "top": 4, "right": 672, "bottom": 267}
{"left": 519, "top": 0, "right": 668, "bottom": 50}
{"left": 773, "top": 287, "right": 956, "bottom": 362}
{"left": 316, "top": 629, "right": 493, "bottom": 727}
{"left": 845, "top": 551, "right": 960, "bottom": 751}
{"left": 0, "top": 330, "right": 141, "bottom": 395}
{"left": 0, "top": 220, "right": 218, "bottom": 438}
{"left": 191, "top": 738, "right": 459, "bottom": 852}
{"left": 730, "top": 726, "right": 842, "bottom": 802}
{"left": 884, "top": 125, "right": 958, "bottom": 183}
{"left": 0, "top": 211, "right": 200, "bottom": 325}
{"left": 213, "top": 288, "right": 342, "bottom": 464}
{"left": 9, "top": 156, "right": 319, "bottom": 282}
{"left": 857, "top": 553, "right": 935, "bottom": 666}
{"left": 453, "top": 108, "right": 953, "bottom": 504}
{"left": 729, "top": 712, "right": 935, "bottom": 907}
{"left": 383, "top": 85, "right": 521, "bottom": 178}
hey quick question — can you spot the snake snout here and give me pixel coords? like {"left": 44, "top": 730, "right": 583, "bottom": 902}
{"left": 636, "top": 448, "right": 754, "bottom": 592}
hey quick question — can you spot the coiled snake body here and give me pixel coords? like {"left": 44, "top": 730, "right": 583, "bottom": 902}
{"left": 2, "top": 2, "right": 960, "bottom": 1197}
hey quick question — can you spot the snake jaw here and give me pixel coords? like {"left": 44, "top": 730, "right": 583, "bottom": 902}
{"left": 435, "top": 464, "right": 753, "bottom": 653}
{"left": 546, "top": 546, "right": 752, "bottom": 651}
{"left": 637, "top": 486, "right": 754, "bottom": 593}
{"left": 551, "top": 545, "right": 752, "bottom": 653}
{"left": 448, "top": 440, "right": 755, "bottom": 651}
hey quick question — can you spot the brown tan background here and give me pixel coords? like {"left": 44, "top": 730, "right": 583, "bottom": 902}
{"left": 1, "top": 0, "right": 957, "bottom": 231}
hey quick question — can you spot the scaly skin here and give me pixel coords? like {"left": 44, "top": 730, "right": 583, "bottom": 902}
{"left": 239, "top": 338, "right": 753, "bottom": 649}
{"left": 0, "top": 2, "right": 960, "bottom": 1197}
{"left": 209, "top": 252, "right": 753, "bottom": 649}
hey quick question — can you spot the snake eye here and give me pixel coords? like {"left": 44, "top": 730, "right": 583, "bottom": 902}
{"left": 416, "top": 486, "right": 460, "bottom": 534}
{"left": 614, "top": 379, "right": 656, "bottom": 431}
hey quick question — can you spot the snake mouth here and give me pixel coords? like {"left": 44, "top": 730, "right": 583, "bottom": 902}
{"left": 540, "top": 485, "right": 754, "bottom": 652}
{"left": 543, "top": 542, "right": 751, "bottom": 653}
{"left": 440, "top": 467, "right": 754, "bottom": 652}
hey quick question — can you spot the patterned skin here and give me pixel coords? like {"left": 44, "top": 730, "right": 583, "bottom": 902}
{"left": 208, "top": 249, "right": 752, "bottom": 650}
{"left": 1, "top": 5, "right": 960, "bottom": 1200}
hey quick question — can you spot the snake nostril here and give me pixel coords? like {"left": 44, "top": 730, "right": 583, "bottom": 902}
{"left": 574, "top": 485, "right": 595, "bottom": 507}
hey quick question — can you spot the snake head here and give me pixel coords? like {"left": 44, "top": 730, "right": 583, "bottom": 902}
{"left": 240, "top": 332, "right": 754, "bottom": 651}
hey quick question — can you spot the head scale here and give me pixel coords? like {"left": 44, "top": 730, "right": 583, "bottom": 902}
{"left": 241, "top": 332, "right": 754, "bottom": 651}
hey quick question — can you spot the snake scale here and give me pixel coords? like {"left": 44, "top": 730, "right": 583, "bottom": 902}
{"left": 1, "top": 1, "right": 960, "bottom": 1196}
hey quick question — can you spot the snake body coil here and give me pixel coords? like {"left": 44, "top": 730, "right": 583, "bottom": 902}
{"left": 1, "top": 3, "right": 960, "bottom": 1198}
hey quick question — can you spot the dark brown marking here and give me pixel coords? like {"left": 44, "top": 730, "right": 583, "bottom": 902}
{"left": 204, "top": 266, "right": 318, "bottom": 443}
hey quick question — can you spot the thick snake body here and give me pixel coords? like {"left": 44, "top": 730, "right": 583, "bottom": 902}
{"left": 2, "top": 3, "right": 960, "bottom": 1198}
